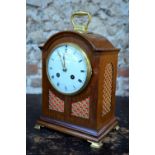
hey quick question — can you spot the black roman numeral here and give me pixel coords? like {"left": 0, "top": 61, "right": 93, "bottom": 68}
{"left": 78, "top": 79, "right": 82, "bottom": 83}
{"left": 80, "top": 70, "right": 85, "bottom": 73}
{"left": 57, "top": 82, "right": 60, "bottom": 86}
{"left": 78, "top": 59, "right": 82, "bottom": 63}
{"left": 65, "top": 45, "right": 67, "bottom": 52}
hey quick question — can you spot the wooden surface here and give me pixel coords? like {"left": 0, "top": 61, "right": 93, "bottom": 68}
{"left": 26, "top": 94, "right": 129, "bottom": 155}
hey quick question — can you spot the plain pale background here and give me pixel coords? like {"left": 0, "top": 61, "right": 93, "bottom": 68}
{"left": 0, "top": 0, "right": 155, "bottom": 154}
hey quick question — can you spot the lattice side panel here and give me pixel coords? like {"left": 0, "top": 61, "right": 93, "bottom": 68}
{"left": 102, "top": 63, "right": 113, "bottom": 116}
{"left": 71, "top": 97, "right": 90, "bottom": 119}
{"left": 49, "top": 90, "right": 64, "bottom": 112}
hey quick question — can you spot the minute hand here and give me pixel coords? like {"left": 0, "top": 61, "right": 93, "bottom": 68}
{"left": 57, "top": 52, "right": 64, "bottom": 69}
{"left": 63, "top": 54, "right": 67, "bottom": 72}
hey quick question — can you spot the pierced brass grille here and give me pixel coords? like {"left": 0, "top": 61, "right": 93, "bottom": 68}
{"left": 102, "top": 63, "right": 113, "bottom": 116}
{"left": 49, "top": 90, "right": 64, "bottom": 112}
{"left": 71, "top": 97, "right": 90, "bottom": 119}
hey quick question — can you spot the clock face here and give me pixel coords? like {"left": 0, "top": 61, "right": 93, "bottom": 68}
{"left": 47, "top": 43, "right": 92, "bottom": 95}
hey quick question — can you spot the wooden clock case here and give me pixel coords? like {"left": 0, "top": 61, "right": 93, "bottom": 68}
{"left": 35, "top": 30, "right": 119, "bottom": 146}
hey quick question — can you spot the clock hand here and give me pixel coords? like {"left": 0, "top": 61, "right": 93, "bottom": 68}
{"left": 62, "top": 54, "right": 67, "bottom": 72}
{"left": 57, "top": 52, "right": 64, "bottom": 69}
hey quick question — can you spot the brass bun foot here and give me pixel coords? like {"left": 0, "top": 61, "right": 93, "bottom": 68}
{"left": 87, "top": 140, "right": 103, "bottom": 148}
{"left": 34, "top": 124, "right": 41, "bottom": 130}
{"left": 115, "top": 125, "right": 120, "bottom": 131}
{"left": 34, "top": 124, "right": 44, "bottom": 130}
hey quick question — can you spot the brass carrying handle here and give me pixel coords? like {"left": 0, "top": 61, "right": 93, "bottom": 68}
{"left": 71, "top": 11, "right": 92, "bottom": 33}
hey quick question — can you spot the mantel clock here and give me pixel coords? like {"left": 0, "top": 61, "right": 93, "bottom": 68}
{"left": 35, "top": 11, "right": 120, "bottom": 148}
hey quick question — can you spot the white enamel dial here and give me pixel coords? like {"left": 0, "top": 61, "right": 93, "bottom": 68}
{"left": 47, "top": 43, "right": 92, "bottom": 95}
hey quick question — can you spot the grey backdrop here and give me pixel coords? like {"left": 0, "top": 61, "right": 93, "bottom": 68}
{"left": 26, "top": 0, "right": 129, "bottom": 96}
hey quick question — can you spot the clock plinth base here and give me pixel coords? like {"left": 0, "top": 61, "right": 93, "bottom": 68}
{"left": 35, "top": 116, "right": 118, "bottom": 145}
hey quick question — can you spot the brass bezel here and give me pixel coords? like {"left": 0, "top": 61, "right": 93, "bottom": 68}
{"left": 46, "top": 42, "right": 92, "bottom": 96}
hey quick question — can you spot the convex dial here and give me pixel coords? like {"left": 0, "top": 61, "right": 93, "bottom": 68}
{"left": 47, "top": 43, "right": 92, "bottom": 95}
